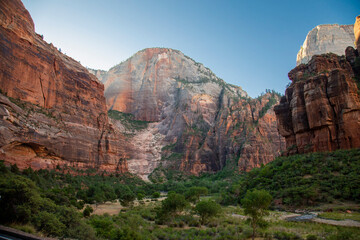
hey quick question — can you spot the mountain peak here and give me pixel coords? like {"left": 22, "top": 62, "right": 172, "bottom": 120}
{"left": 296, "top": 24, "right": 354, "bottom": 66}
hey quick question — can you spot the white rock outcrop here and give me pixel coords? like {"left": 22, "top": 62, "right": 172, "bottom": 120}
{"left": 296, "top": 24, "right": 354, "bottom": 66}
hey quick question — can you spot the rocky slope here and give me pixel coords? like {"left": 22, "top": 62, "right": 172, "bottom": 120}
{"left": 90, "top": 48, "right": 285, "bottom": 177}
{"left": 296, "top": 24, "right": 354, "bottom": 66}
{"left": 0, "top": 0, "right": 128, "bottom": 172}
{"left": 275, "top": 51, "right": 360, "bottom": 155}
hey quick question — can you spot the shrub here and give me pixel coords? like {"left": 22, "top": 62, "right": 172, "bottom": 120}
{"left": 306, "top": 234, "right": 317, "bottom": 240}
{"left": 83, "top": 205, "right": 94, "bottom": 217}
{"left": 33, "top": 211, "right": 65, "bottom": 236}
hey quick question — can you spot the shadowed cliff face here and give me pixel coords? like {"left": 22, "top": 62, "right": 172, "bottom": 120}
{"left": 275, "top": 52, "right": 360, "bottom": 155}
{"left": 0, "top": 0, "right": 128, "bottom": 172}
{"left": 91, "top": 49, "right": 285, "bottom": 177}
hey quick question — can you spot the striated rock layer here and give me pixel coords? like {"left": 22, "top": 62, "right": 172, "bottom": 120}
{"left": 275, "top": 52, "right": 360, "bottom": 155}
{"left": 90, "top": 48, "right": 285, "bottom": 176}
{"left": 296, "top": 24, "right": 354, "bottom": 66}
{"left": 0, "top": 0, "right": 128, "bottom": 172}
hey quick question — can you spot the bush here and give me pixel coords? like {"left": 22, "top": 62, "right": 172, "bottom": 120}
{"left": 274, "top": 231, "right": 302, "bottom": 240}
{"left": 33, "top": 211, "right": 65, "bottom": 236}
{"left": 88, "top": 215, "right": 115, "bottom": 239}
{"left": 83, "top": 205, "right": 94, "bottom": 217}
{"left": 306, "top": 234, "right": 317, "bottom": 240}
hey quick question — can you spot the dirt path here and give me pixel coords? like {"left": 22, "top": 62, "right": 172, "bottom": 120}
{"left": 91, "top": 197, "right": 166, "bottom": 215}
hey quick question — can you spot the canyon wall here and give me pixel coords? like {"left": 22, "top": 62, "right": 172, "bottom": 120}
{"left": 296, "top": 24, "right": 354, "bottom": 66}
{"left": 0, "top": 0, "right": 285, "bottom": 178}
{"left": 275, "top": 52, "right": 360, "bottom": 155}
{"left": 90, "top": 48, "right": 285, "bottom": 177}
{"left": 0, "top": 0, "right": 128, "bottom": 172}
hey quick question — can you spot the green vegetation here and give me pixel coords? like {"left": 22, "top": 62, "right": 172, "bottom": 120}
{"left": 1, "top": 148, "right": 360, "bottom": 239}
{"left": 156, "top": 192, "right": 188, "bottom": 224}
{"left": 242, "top": 189, "right": 272, "bottom": 240}
{"left": 0, "top": 166, "right": 96, "bottom": 239}
{"left": 195, "top": 200, "right": 221, "bottom": 224}
{"left": 7, "top": 96, "right": 57, "bottom": 120}
{"left": 318, "top": 211, "right": 360, "bottom": 221}
{"left": 185, "top": 186, "right": 208, "bottom": 203}
{"left": 223, "top": 149, "right": 360, "bottom": 207}
{"left": 255, "top": 90, "right": 282, "bottom": 123}
{"left": 108, "top": 110, "right": 150, "bottom": 130}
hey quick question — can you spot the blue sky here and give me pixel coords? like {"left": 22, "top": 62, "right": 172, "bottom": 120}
{"left": 23, "top": 0, "right": 359, "bottom": 97}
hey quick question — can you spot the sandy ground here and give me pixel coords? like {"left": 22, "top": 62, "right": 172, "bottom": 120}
{"left": 90, "top": 197, "right": 166, "bottom": 215}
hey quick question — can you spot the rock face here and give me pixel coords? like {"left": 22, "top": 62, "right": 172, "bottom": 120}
{"left": 355, "top": 16, "right": 360, "bottom": 50}
{"left": 90, "top": 48, "right": 285, "bottom": 177}
{"left": 0, "top": 0, "right": 285, "bottom": 178}
{"left": 0, "top": 0, "right": 128, "bottom": 172}
{"left": 296, "top": 24, "right": 354, "bottom": 66}
{"left": 275, "top": 53, "right": 360, "bottom": 155}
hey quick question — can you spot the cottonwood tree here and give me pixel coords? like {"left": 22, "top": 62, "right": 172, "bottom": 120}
{"left": 195, "top": 200, "right": 221, "bottom": 224}
{"left": 241, "top": 189, "right": 272, "bottom": 240}
{"left": 156, "top": 193, "right": 188, "bottom": 223}
{"left": 185, "top": 187, "right": 208, "bottom": 203}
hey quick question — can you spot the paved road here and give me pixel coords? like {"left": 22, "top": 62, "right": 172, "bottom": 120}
{"left": 0, "top": 226, "right": 47, "bottom": 240}
{"left": 0, "top": 233, "right": 23, "bottom": 240}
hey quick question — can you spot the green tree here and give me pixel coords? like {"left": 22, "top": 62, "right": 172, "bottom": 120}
{"left": 195, "top": 200, "right": 221, "bottom": 224}
{"left": 241, "top": 189, "right": 272, "bottom": 240}
{"left": 137, "top": 193, "right": 145, "bottom": 200}
{"left": 152, "top": 191, "right": 161, "bottom": 198}
{"left": 156, "top": 193, "right": 187, "bottom": 223}
{"left": 115, "top": 185, "right": 136, "bottom": 206}
{"left": 185, "top": 187, "right": 208, "bottom": 203}
{"left": 0, "top": 174, "right": 41, "bottom": 223}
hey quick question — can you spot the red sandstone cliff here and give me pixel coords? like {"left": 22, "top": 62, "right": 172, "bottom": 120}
{"left": 0, "top": 0, "right": 284, "bottom": 178}
{"left": 274, "top": 52, "right": 360, "bottom": 155}
{"left": 91, "top": 48, "right": 285, "bottom": 177}
{"left": 275, "top": 15, "right": 360, "bottom": 155}
{"left": 0, "top": 0, "right": 128, "bottom": 172}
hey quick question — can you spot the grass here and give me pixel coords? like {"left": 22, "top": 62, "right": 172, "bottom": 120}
{"left": 108, "top": 110, "right": 150, "bottom": 130}
{"left": 318, "top": 211, "right": 360, "bottom": 221}
{"left": 9, "top": 223, "right": 37, "bottom": 234}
